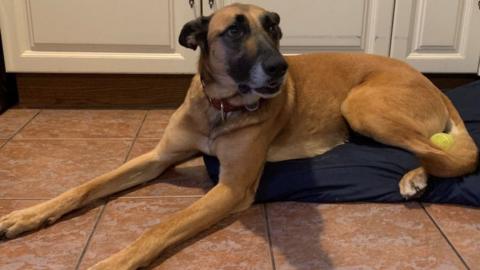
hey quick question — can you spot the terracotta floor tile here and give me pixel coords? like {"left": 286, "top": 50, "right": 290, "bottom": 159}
{"left": 424, "top": 204, "right": 480, "bottom": 268}
{"left": 119, "top": 139, "right": 212, "bottom": 197}
{"left": 79, "top": 198, "right": 272, "bottom": 270}
{"left": 0, "top": 109, "right": 39, "bottom": 139}
{"left": 138, "top": 110, "right": 176, "bottom": 138}
{"left": 0, "top": 199, "right": 100, "bottom": 270}
{"left": 268, "top": 202, "right": 466, "bottom": 270}
{"left": 16, "top": 110, "right": 145, "bottom": 139}
{"left": 0, "top": 140, "right": 131, "bottom": 199}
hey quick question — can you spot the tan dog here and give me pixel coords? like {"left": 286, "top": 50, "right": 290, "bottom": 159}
{"left": 0, "top": 4, "right": 478, "bottom": 269}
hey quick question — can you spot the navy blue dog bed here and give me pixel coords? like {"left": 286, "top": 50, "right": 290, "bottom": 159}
{"left": 203, "top": 81, "right": 480, "bottom": 207}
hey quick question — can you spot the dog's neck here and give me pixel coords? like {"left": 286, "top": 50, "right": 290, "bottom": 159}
{"left": 200, "top": 75, "right": 263, "bottom": 121}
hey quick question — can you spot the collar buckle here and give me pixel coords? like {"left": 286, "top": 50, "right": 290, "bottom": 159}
{"left": 244, "top": 100, "right": 259, "bottom": 111}
{"left": 220, "top": 101, "right": 226, "bottom": 122}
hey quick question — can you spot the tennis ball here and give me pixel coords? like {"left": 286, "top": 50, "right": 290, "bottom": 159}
{"left": 430, "top": 133, "right": 454, "bottom": 151}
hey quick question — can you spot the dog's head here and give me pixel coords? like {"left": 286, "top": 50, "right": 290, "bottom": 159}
{"left": 179, "top": 4, "right": 287, "bottom": 98}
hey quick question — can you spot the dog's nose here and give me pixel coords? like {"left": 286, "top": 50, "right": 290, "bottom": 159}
{"left": 262, "top": 56, "right": 288, "bottom": 78}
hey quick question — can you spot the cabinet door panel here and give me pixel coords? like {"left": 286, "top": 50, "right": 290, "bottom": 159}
{"left": 0, "top": 0, "right": 200, "bottom": 73}
{"left": 29, "top": 0, "right": 171, "bottom": 49}
{"left": 390, "top": 0, "right": 480, "bottom": 73}
{"left": 219, "top": 0, "right": 394, "bottom": 55}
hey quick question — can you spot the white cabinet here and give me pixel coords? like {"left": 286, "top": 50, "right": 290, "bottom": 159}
{"left": 0, "top": 0, "right": 200, "bottom": 73}
{"left": 1, "top": 0, "right": 479, "bottom": 74}
{"left": 217, "top": 0, "right": 395, "bottom": 56}
{"left": 390, "top": 0, "right": 480, "bottom": 73}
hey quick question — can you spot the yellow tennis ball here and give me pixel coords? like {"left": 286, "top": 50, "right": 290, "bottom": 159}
{"left": 430, "top": 133, "right": 454, "bottom": 151}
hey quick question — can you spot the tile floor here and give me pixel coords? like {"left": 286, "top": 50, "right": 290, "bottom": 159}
{"left": 0, "top": 109, "right": 478, "bottom": 270}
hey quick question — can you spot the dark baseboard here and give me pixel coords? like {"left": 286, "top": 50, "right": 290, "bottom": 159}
{"left": 15, "top": 72, "right": 479, "bottom": 108}
{"left": 16, "top": 73, "right": 193, "bottom": 108}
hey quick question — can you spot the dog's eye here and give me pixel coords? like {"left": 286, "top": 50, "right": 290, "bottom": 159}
{"left": 227, "top": 25, "right": 243, "bottom": 39}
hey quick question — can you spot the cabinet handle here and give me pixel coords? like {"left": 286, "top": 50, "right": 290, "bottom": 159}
{"left": 189, "top": 0, "right": 195, "bottom": 8}
{"left": 209, "top": 0, "right": 215, "bottom": 9}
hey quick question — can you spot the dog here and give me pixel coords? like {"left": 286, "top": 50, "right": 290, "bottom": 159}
{"left": 0, "top": 3, "right": 478, "bottom": 270}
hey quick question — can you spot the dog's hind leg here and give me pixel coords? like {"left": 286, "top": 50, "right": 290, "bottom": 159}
{"left": 341, "top": 83, "right": 478, "bottom": 199}
{"left": 0, "top": 107, "right": 201, "bottom": 239}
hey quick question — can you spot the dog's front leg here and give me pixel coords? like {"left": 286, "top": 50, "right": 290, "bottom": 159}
{"left": 88, "top": 130, "right": 267, "bottom": 270}
{"left": 0, "top": 107, "right": 200, "bottom": 239}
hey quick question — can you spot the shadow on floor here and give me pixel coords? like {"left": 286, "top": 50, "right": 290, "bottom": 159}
{"left": 1, "top": 162, "right": 332, "bottom": 270}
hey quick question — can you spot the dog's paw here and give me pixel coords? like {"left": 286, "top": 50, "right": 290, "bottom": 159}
{"left": 0, "top": 204, "right": 54, "bottom": 239}
{"left": 399, "top": 167, "right": 428, "bottom": 199}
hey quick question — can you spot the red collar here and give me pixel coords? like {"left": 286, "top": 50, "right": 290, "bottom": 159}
{"left": 201, "top": 77, "right": 245, "bottom": 113}
{"left": 206, "top": 95, "right": 245, "bottom": 113}
{"left": 201, "top": 77, "right": 261, "bottom": 121}
{"left": 206, "top": 94, "right": 258, "bottom": 122}
{"left": 206, "top": 95, "right": 261, "bottom": 122}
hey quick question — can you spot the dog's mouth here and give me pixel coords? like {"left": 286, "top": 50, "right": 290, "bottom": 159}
{"left": 238, "top": 80, "right": 283, "bottom": 98}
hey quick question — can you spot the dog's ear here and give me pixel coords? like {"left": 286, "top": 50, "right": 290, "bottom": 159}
{"left": 269, "top": 12, "right": 280, "bottom": 25}
{"left": 263, "top": 12, "right": 283, "bottom": 41}
{"left": 179, "top": 16, "right": 210, "bottom": 51}
{"left": 269, "top": 12, "right": 283, "bottom": 40}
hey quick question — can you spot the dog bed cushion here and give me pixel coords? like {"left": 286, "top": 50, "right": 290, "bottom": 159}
{"left": 203, "top": 81, "right": 480, "bottom": 207}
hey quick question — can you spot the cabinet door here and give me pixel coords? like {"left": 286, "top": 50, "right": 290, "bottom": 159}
{"left": 0, "top": 0, "right": 200, "bottom": 73}
{"left": 215, "top": 0, "right": 395, "bottom": 56}
{"left": 390, "top": 0, "right": 480, "bottom": 73}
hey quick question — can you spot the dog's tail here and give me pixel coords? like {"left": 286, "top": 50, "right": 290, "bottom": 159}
{"left": 414, "top": 93, "right": 478, "bottom": 177}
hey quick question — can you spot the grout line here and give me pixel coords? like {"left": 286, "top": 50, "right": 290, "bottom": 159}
{"left": 5, "top": 109, "right": 159, "bottom": 142}
{"left": 0, "top": 198, "right": 50, "bottom": 201}
{"left": 0, "top": 109, "right": 41, "bottom": 151}
{"left": 0, "top": 195, "right": 205, "bottom": 200}
{"left": 122, "top": 110, "right": 149, "bottom": 163}
{"left": 116, "top": 195, "right": 204, "bottom": 199}
{"left": 74, "top": 203, "right": 107, "bottom": 270}
{"left": 76, "top": 111, "right": 147, "bottom": 269}
{"left": 10, "top": 137, "right": 142, "bottom": 141}
{"left": 263, "top": 204, "right": 277, "bottom": 270}
{"left": 420, "top": 203, "right": 471, "bottom": 270}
